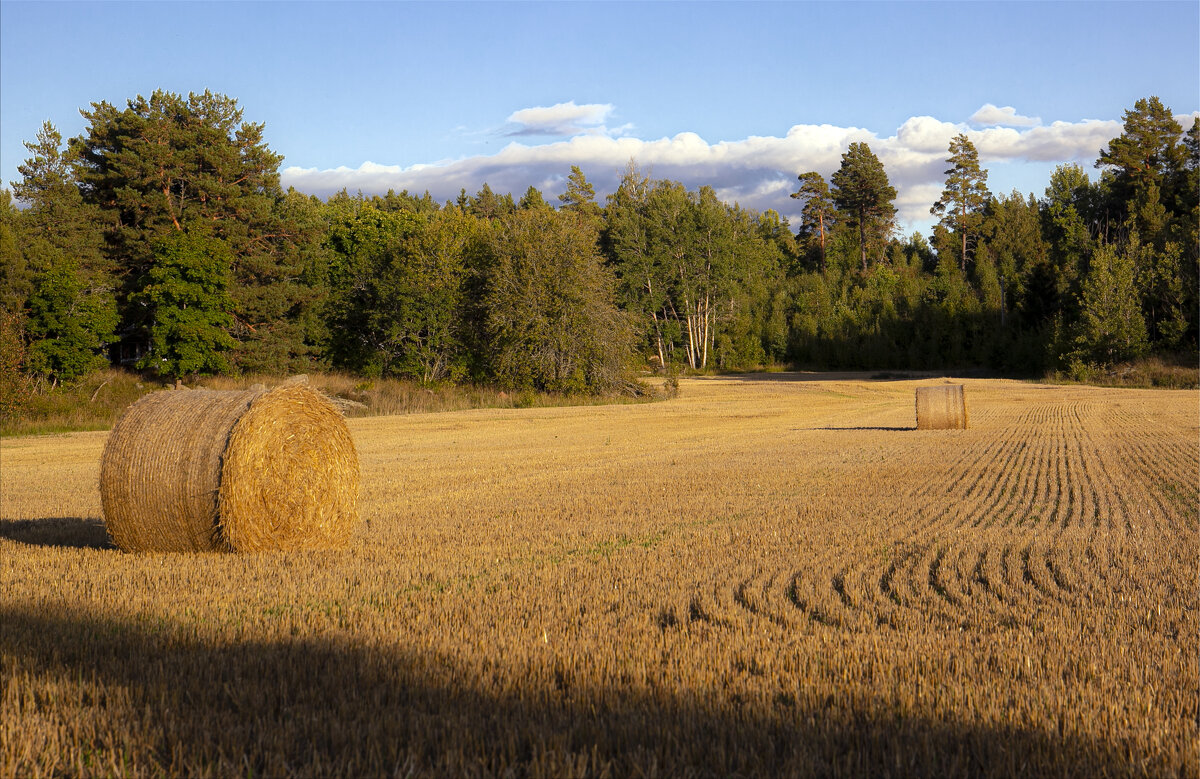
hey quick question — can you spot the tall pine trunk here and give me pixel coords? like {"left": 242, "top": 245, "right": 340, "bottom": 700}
{"left": 818, "top": 212, "right": 826, "bottom": 271}
{"left": 859, "top": 213, "right": 868, "bottom": 272}
{"left": 960, "top": 202, "right": 968, "bottom": 270}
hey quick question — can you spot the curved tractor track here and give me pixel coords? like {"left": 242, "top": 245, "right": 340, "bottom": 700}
{"left": 708, "top": 390, "right": 1197, "bottom": 638}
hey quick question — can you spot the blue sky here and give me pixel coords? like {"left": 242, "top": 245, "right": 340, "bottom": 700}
{"left": 2, "top": 1, "right": 1197, "bottom": 233}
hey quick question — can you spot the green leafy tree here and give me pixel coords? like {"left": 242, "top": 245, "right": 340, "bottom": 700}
{"left": 339, "top": 208, "right": 479, "bottom": 382}
{"left": 643, "top": 181, "right": 709, "bottom": 369}
{"left": 931, "top": 134, "right": 990, "bottom": 271}
{"left": 1175, "top": 119, "right": 1200, "bottom": 343}
{"left": 606, "top": 169, "right": 787, "bottom": 371}
{"left": 603, "top": 162, "right": 670, "bottom": 367}
{"left": 135, "top": 233, "right": 236, "bottom": 377}
{"left": 1041, "top": 164, "right": 1097, "bottom": 316}
{"left": 1177, "top": 117, "right": 1200, "bottom": 224}
{"left": 1019, "top": 259, "right": 1061, "bottom": 332}
{"left": 468, "top": 183, "right": 514, "bottom": 220}
{"left": 712, "top": 205, "right": 786, "bottom": 369}
{"left": 977, "top": 191, "right": 1048, "bottom": 326}
{"left": 1093, "top": 99, "right": 1196, "bottom": 350}
{"left": 322, "top": 199, "right": 425, "bottom": 375}
{"left": 682, "top": 186, "right": 739, "bottom": 370}
{"left": 24, "top": 257, "right": 118, "bottom": 381}
{"left": 790, "top": 171, "right": 835, "bottom": 270}
{"left": 252, "top": 188, "right": 338, "bottom": 373}
{"left": 1128, "top": 230, "right": 1188, "bottom": 349}
{"left": 374, "top": 188, "right": 440, "bottom": 216}
{"left": 0, "top": 308, "right": 32, "bottom": 419}
{"left": 1072, "top": 241, "right": 1148, "bottom": 366}
{"left": 482, "top": 208, "right": 632, "bottom": 392}
{"left": 11, "top": 122, "right": 117, "bottom": 378}
{"left": 830, "top": 142, "right": 896, "bottom": 272}
{"left": 0, "top": 191, "right": 30, "bottom": 314}
{"left": 755, "top": 209, "right": 798, "bottom": 270}
{"left": 922, "top": 248, "right": 981, "bottom": 366}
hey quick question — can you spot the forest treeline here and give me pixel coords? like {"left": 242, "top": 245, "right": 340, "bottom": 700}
{"left": 1, "top": 90, "right": 1196, "bottom": 401}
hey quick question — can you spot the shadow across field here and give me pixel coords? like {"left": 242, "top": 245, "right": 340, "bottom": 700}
{"left": 0, "top": 517, "right": 113, "bottom": 550}
{"left": 0, "top": 605, "right": 1143, "bottom": 778}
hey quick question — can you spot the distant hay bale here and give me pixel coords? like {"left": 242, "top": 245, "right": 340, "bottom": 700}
{"left": 915, "top": 385, "right": 968, "bottom": 430}
{"left": 100, "top": 385, "right": 360, "bottom": 553}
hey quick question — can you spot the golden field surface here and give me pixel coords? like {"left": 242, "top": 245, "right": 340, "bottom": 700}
{"left": 1, "top": 375, "right": 1197, "bottom": 778}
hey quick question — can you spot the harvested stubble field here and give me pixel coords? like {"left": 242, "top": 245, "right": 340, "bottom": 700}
{"left": 1, "top": 375, "right": 1196, "bottom": 778}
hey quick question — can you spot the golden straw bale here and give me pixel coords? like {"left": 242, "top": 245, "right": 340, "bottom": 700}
{"left": 915, "top": 384, "right": 968, "bottom": 430}
{"left": 100, "top": 385, "right": 359, "bottom": 553}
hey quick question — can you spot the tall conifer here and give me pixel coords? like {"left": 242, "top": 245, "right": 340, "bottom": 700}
{"left": 830, "top": 143, "right": 896, "bottom": 272}
{"left": 931, "top": 134, "right": 990, "bottom": 271}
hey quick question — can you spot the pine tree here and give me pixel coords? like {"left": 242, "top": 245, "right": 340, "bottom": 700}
{"left": 518, "top": 185, "right": 552, "bottom": 211}
{"left": 830, "top": 143, "right": 896, "bottom": 272}
{"left": 790, "top": 172, "right": 835, "bottom": 270}
{"left": 931, "top": 134, "right": 990, "bottom": 271}
{"left": 70, "top": 90, "right": 311, "bottom": 373}
{"left": 1097, "top": 97, "right": 1185, "bottom": 203}
{"left": 557, "top": 166, "right": 603, "bottom": 224}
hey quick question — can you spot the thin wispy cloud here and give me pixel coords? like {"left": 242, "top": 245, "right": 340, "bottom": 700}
{"left": 282, "top": 103, "right": 1125, "bottom": 228}
{"left": 505, "top": 101, "right": 621, "bottom": 137}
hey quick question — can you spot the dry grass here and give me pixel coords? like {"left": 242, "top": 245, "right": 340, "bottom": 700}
{"left": 1052, "top": 353, "right": 1200, "bottom": 389}
{"left": 1, "top": 373, "right": 1196, "bottom": 777}
{"left": 1, "top": 369, "right": 661, "bottom": 438}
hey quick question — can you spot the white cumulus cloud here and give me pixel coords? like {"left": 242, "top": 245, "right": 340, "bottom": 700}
{"left": 969, "top": 103, "right": 1041, "bottom": 127}
{"left": 894, "top": 116, "right": 962, "bottom": 153}
{"left": 973, "top": 119, "right": 1121, "bottom": 162}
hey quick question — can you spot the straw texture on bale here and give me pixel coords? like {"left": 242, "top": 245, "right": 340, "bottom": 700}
{"left": 915, "top": 384, "right": 968, "bottom": 430}
{"left": 100, "top": 385, "right": 360, "bottom": 552}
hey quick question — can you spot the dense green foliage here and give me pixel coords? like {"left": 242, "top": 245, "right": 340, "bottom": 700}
{"left": 135, "top": 233, "right": 237, "bottom": 377}
{"left": 1, "top": 90, "right": 1196, "bottom": 397}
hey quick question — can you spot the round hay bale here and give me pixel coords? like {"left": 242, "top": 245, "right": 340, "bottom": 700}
{"left": 915, "top": 384, "right": 968, "bottom": 430}
{"left": 100, "top": 385, "right": 360, "bottom": 553}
